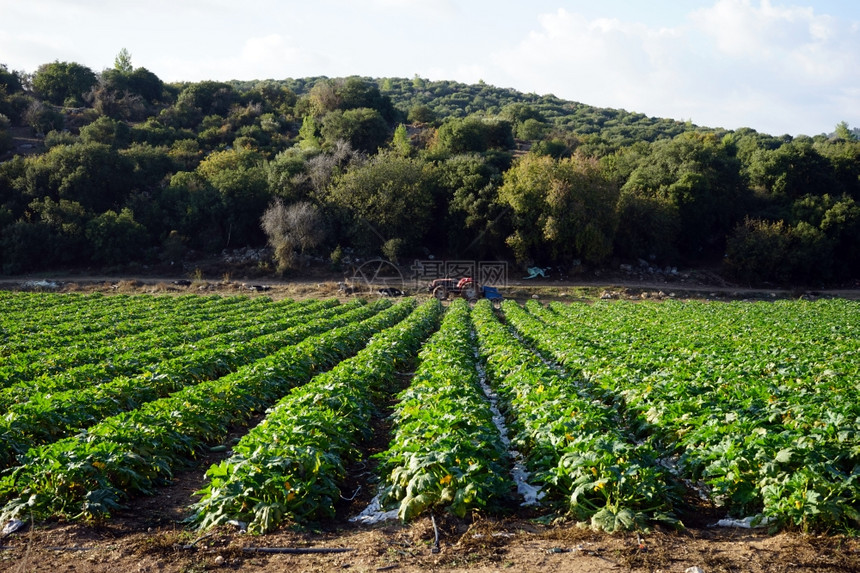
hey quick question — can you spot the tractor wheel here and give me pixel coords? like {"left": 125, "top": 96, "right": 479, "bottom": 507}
{"left": 433, "top": 286, "right": 448, "bottom": 300}
{"left": 463, "top": 288, "right": 479, "bottom": 304}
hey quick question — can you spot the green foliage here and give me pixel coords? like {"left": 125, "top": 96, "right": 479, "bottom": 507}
{"left": 437, "top": 153, "right": 508, "bottom": 258}
{"left": 1, "top": 68, "right": 857, "bottom": 282}
{"left": 325, "top": 151, "right": 433, "bottom": 255}
{"left": 834, "top": 121, "right": 856, "bottom": 142}
{"left": 377, "top": 300, "right": 512, "bottom": 520}
{"left": 113, "top": 48, "right": 133, "bottom": 74}
{"left": 79, "top": 116, "right": 132, "bottom": 147}
{"left": 614, "top": 190, "right": 680, "bottom": 263}
{"left": 724, "top": 217, "right": 833, "bottom": 284}
{"left": 0, "top": 64, "right": 24, "bottom": 95}
{"left": 32, "top": 61, "right": 98, "bottom": 106}
{"left": 499, "top": 153, "right": 619, "bottom": 265}
{"left": 320, "top": 107, "right": 389, "bottom": 153}
{"left": 746, "top": 139, "right": 836, "bottom": 200}
{"left": 24, "top": 101, "right": 64, "bottom": 135}
{"left": 85, "top": 208, "right": 149, "bottom": 265}
{"left": 433, "top": 116, "right": 513, "bottom": 154}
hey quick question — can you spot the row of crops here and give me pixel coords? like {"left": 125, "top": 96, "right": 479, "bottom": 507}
{"left": 0, "top": 291, "right": 857, "bottom": 533}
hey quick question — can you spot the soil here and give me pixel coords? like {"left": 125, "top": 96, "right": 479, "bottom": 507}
{"left": 1, "top": 265, "right": 859, "bottom": 572}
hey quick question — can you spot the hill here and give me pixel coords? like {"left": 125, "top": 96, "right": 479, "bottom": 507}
{"left": 1, "top": 63, "right": 858, "bottom": 285}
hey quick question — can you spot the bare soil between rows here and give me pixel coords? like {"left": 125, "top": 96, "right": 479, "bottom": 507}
{"left": 1, "top": 272, "right": 858, "bottom": 572}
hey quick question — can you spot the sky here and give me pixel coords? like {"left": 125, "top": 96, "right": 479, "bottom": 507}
{"left": 1, "top": 0, "right": 858, "bottom": 137}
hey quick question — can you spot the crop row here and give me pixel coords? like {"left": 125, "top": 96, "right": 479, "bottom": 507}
{"left": 0, "top": 298, "right": 328, "bottom": 405}
{"left": 1, "top": 294, "right": 246, "bottom": 357}
{"left": 0, "top": 299, "right": 374, "bottom": 467}
{"left": 189, "top": 298, "right": 443, "bottom": 533}
{"left": 374, "top": 299, "right": 513, "bottom": 520}
{"left": 0, "top": 299, "right": 414, "bottom": 523}
{"left": 516, "top": 299, "right": 860, "bottom": 531}
{"left": 474, "top": 300, "right": 680, "bottom": 531}
{"left": 0, "top": 295, "right": 291, "bottom": 388}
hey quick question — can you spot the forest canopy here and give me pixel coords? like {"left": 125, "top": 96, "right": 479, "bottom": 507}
{"left": 0, "top": 56, "right": 858, "bottom": 285}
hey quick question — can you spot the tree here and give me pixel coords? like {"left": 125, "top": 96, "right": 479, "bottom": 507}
{"left": 614, "top": 190, "right": 680, "bottom": 263}
{"left": 176, "top": 81, "right": 236, "bottom": 117}
{"left": 437, "top": 153, "right": 508, "bottom": 258}
{"left": 724, "top": 217, "right": 834, "bottom": 284}
{"left": 32, "top": 61, "right": 98, "bottom": 106}
{"left": 260, "top": 199, "right": 325, "bottom": 272}
{"left": 324, "top": 151, "right": 433, "bottom": 254}
{"left": 114, "top": 48, "right": 133, "bottom": 73}
{"left": 195, "top": 148, "right": 270, "bottom": 247}
{"left": 834, "top": 121, "right": 856, "bottom": 141}
{"left": 85, "top": 208, "right": 149, "bottom": 265}
{"left": 266, "top": 148, "right": 313, "bottom": 202}
{"left": 498, "top": 152, "right": 620, "bottom": 265}
{"left": 127, "top": 67, "right": 164, "bottom": 103}
{"left": 0, "top": 64, "right": 24, "bottom": 94}
{"left": 433, "top": 116, "right": 513, "bottom": 154}
{"left": 622, "top": 132, "right": 747, "bottom": 258}
{"left": 79, "top": 116, "right": 132, "bottom": 147}
{"left": 338, "top": 77, "right": 396, "bottom": 122}
{"left": 746, "top": 139, "right": 835, "bottom": 200}
{"left": 18, "top": 142, "right": 134, "bottom": 213}
{"left": 320, "top": 107, "right": 389, "bottom": 153}
{"left": 390, "top": 124, "right": 412, "bottom": 156}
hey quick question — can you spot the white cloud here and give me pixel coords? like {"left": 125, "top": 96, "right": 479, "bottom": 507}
{"left": 488, "top": 1, "right": 860, "bottom": 135}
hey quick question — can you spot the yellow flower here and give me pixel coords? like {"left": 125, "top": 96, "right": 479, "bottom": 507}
{"left": 440, "top": 474, "right": 453, "bottom": 486}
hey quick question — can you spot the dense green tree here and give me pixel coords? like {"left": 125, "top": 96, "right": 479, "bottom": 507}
{"left": 320, "top": 107, "right": 389, "bottom": 153}
{"left": 85, "top": 208, "right": 149, "bottom": 265}
{"left": 432, "top": 116, "right": 513, "bottom": 154}
{"left": 121, "top": 142, "right": 177, "bottom": 190}
{"left": 407, "top": 104, "right": 435, "bottom": 125}
{"left": 324, "top": 150, "right": 433, "bottom": 255}
{"left": 27, "top": 197, "right": 91, "bottom": 264}
{"left": 834, "top": 121, "right": 856, "bottom": 141}
{"left": 614, "top": 191, "right": 680, "bottom": 262}
{"left": 746, "top": 138, "right": 836, "bottom": 199}
{"left": 436, "top": 153, "right": 508, "bottom": 258}
{"left": 195, "top": 148, "right": 270, "bottom": 247}
{"left": 177, "top": 81, "right": 236, "bottom": 117}
{"left": 0, "top": 64, "right": 24, "bottom": 94}
{"left": 0, "top": 221, "right": 53, "bottom": 273}
{"left": 32, "top": 61, "right": 98, "bottom": 106}
{"left": 499, "top": 152, "right": 619, "bottom": 265}
{"left": 813, "top": 138, "right": 860, "bottom": 199}
{"left": 266, "top": 148, "right": 314, "bottom": 202}
{"left": 725, "top": 217, "right": 834, "bottom": 284}
{"left": 79, "top": 116, "right": 132, "bottom": 147}
{"left": 622, "top": 132, "right": 747, "bottom": 258}
{"left": 338, "top": 76, "right": 397, "bottom": 122}
{"left": 16, "top": 142, "right": 133, "bottom": 213}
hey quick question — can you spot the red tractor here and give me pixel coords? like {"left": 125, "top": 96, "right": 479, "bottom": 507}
{"left": 428, "top": 277, "right": 477, "bottom": 301}
{"left": 428, "top": 277, "right": 502, "bottom": 305}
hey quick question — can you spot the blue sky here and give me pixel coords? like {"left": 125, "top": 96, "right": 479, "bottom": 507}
{"left": 1, "top": 0, "right": 858, "bottom": 136}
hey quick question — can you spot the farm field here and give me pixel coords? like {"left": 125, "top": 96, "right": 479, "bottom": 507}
{"left": 0, "top": 291, "right": 857, "bottom": 572}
